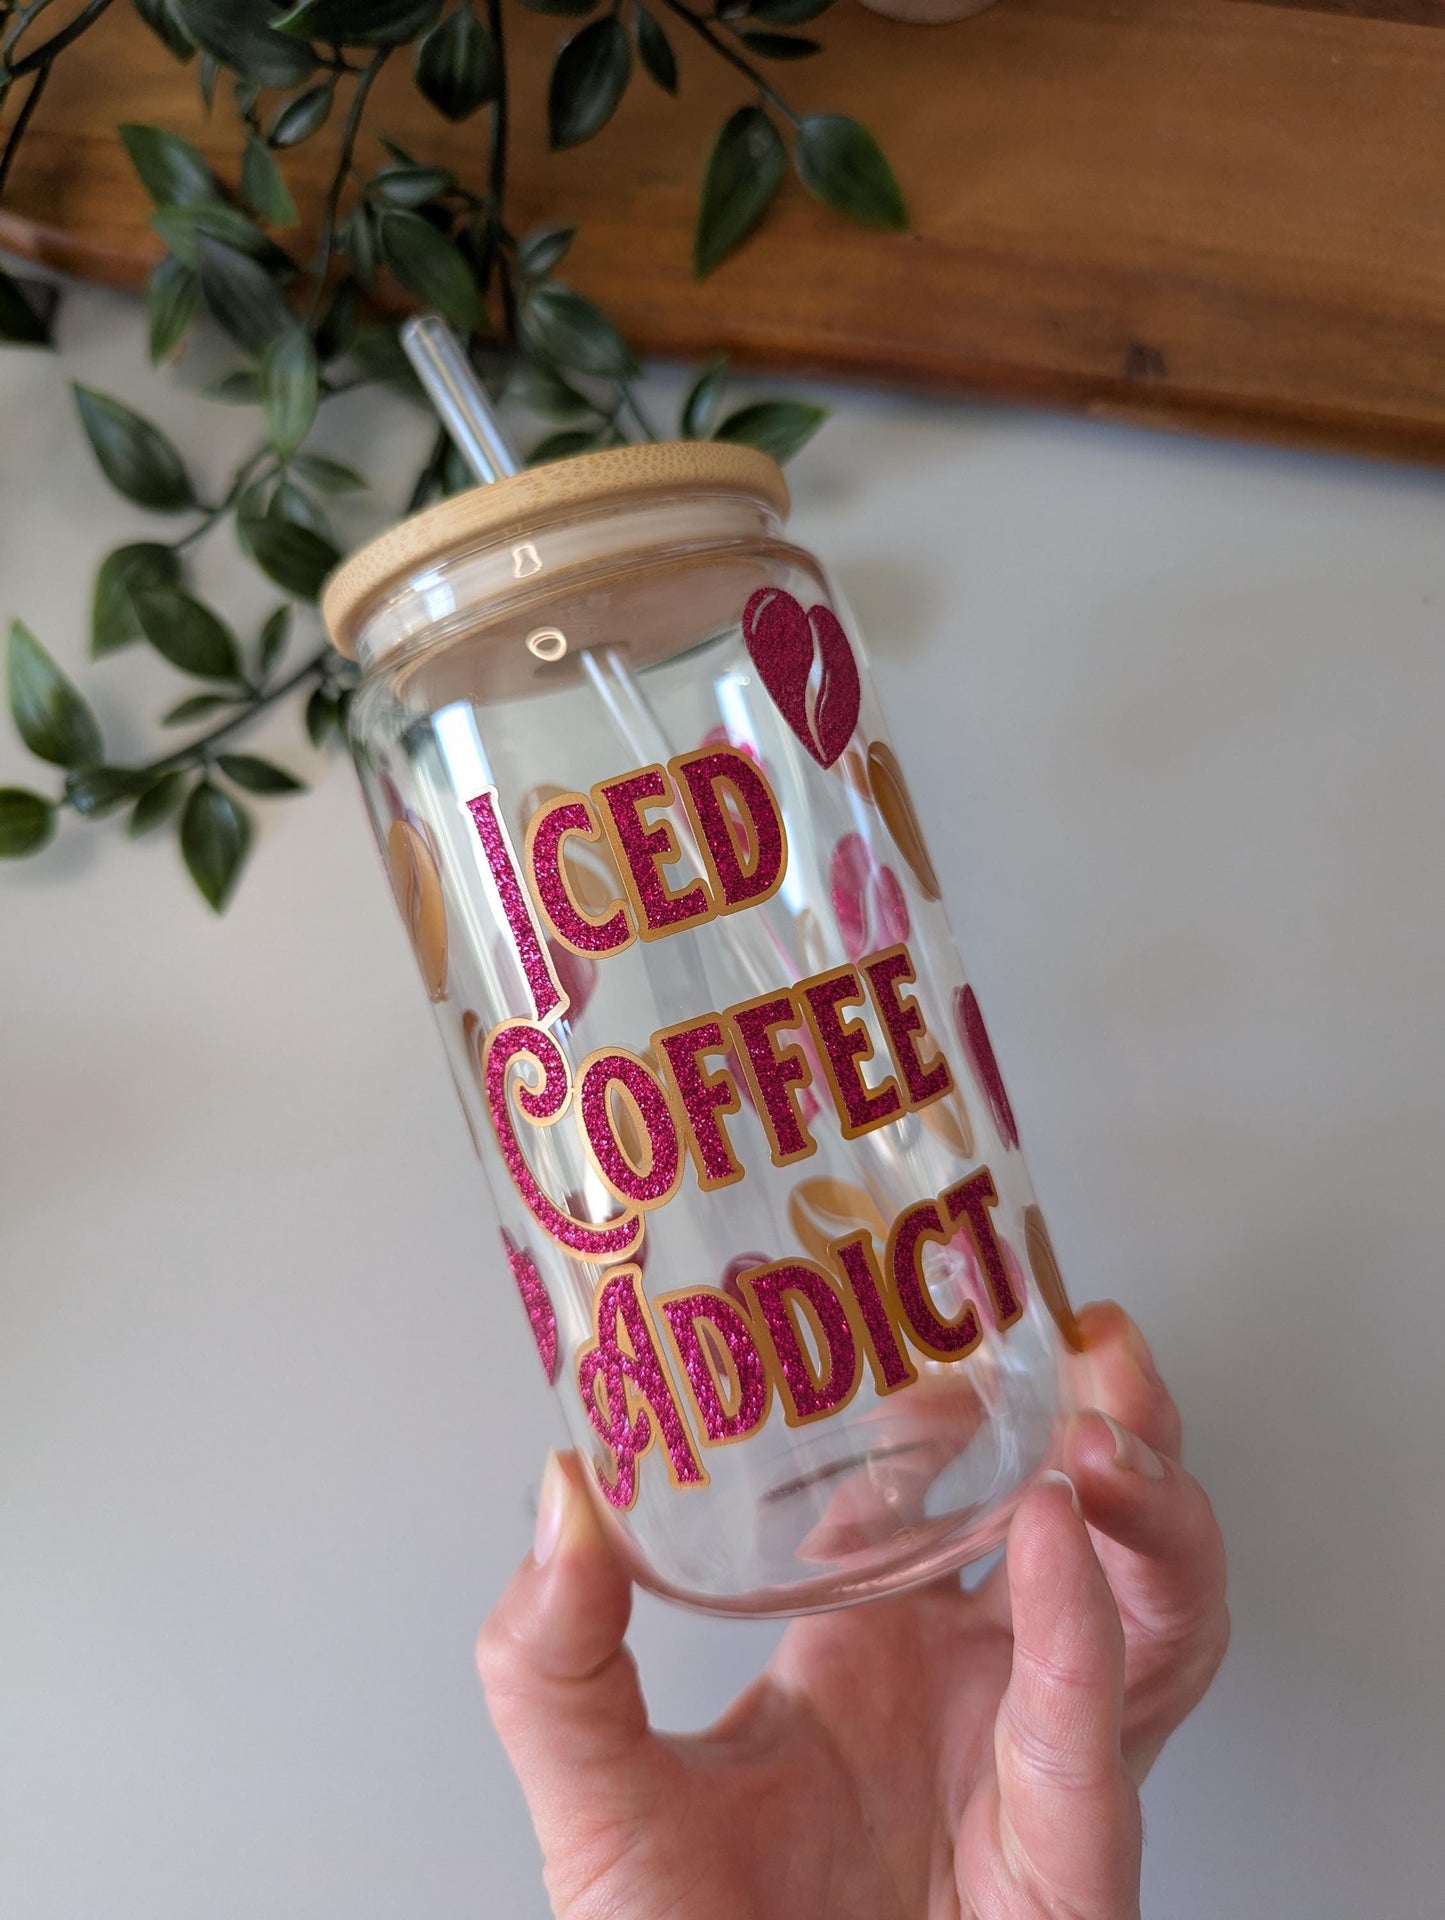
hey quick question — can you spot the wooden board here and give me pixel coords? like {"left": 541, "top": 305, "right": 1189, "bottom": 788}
{"left": 3, "top": 0, "right": 1445, "bottom": 463}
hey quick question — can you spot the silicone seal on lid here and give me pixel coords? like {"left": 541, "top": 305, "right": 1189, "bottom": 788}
{"left": 320, "top": 440, "right": 791, "bottom": 661}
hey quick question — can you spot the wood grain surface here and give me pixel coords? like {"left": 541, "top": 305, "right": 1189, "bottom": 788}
{"left": 2, "top": 0, "right": 1443, "bottom": 462}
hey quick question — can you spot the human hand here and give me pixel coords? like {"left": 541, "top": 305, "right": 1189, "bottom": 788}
{"left": 479, "top": 1302, "right": 1228, "bottom": 1919}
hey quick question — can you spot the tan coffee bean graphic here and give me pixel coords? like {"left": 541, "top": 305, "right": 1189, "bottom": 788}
{"left": 1024, "top": 1204, "right": 1082, "bottom": 1352}
{"left": 521, "top": 781, "right": 625, "bottom": 919}
{"left": 867, "top": 740, "right": 941, "bottom": 902}
{"left": 788, "top": 1175, "right": 890, "bottom": 1269}
{"left": 836, "top": 743, "right": 873, "bottom": 802}
{"left": 387, "top": 818, "right": 448, "bottom": 1001}
{"left": 920, "top": 1088, "right": 975, "bottom": 1161}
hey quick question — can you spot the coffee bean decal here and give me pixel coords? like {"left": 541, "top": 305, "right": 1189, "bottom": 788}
{"left": 830, "top": 830, "right": 910, "bottom": 964}
{"left": 920, "top": 1087, "right": 975, "bottom": 1161}
{"left": 1024, "top": 1205, "right": 1082, "bottom": 1351}
{"left": 788, "top": 1175, "right": 890, "bottom": 1269}
{"left": 500, "top": 1228, "right": 560, "bottom": 1382}
{"left": 386, "top": 818, "right": 448, "bottom": 1002}
{"left": 742, "top": 587, "right": 861, "bottom": 770}
{"left": 954, "top": 983, "right": 1019, "bottom": 1150}
{"left": 866, "top": 740, "right": 941, "bottom": 903}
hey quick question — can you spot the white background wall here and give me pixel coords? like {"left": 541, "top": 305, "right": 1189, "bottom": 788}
{"left": 3, "top": 284, "right": 1443, "bottom": 1919}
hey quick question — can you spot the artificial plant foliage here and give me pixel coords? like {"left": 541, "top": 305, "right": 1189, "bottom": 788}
{"left": 0, "top": 0, "right": 906, "bottom": 911}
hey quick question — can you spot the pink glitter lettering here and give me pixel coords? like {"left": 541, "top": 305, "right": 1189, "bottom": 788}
{"left": 740, "top": 1260, "right": 860, "bottom": 1423}
{"left": 864, "top": 946, "right": 953, "bottom": 1108}
{"left": 483, "top": 1022, "right": 643, "bottom": 1261}
{"left": 943, "top": 1168, "right": 1023, "bottom": 1328}
{"left": 661, "top": 1288, "right": 771, "bottom": 1443}
{"left": 526, "top": 795, "right": 632, "bottom": 956}
{"left": 576, "top": 1266, "right": 705, "bottom": 1509}
{"left": 657, "top": 1020, "right": 743, "bottom": 1189}
{"left": 674, "top": 748, "right": 786, "bottom": 912}
{"left": 465, "top": 789, "right": 565, "bottom": 1023}
{"left": 578, "top": 1050, "right": 682, "bottom": 1206}
{"left": 597, "top": 766, "right": 711, "bottom": 936}
{"left": 801, "top": 966, "right": 903, "bottom": 1136}
{"left": 832, "top": 1231, "right": 916, "bottom": 1394}
{"left": 889, "top": 1198, "right": 982, "bottom": 1359}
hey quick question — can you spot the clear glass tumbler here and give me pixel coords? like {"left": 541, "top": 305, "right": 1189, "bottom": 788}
{"left": 323, "top": 442, "right": 1081, "bottom": 1615}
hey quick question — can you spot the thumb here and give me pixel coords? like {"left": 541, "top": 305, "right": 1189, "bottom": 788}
{"left": 477, "top": 1451, "right": 654, "bottom": 1862}
{"left": 966, "top": 1473, "right": 1142, "bottom": 1918}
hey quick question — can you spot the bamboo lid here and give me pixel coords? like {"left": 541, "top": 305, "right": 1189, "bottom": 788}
{"left": 321, "top": 441, "right": 790, "bottom": 659}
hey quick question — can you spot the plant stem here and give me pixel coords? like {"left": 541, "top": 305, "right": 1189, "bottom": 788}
{"left": 485, "top": 0, "right": 517, "bottom": 342}
{"left": 306, "top": 47, "right": 389, "bottom": 321}
{"left": 0, "top": 53, "right": 46, "bottom": 195}
{"left": 657, "top": 0, "right": 798, "bottom": 123}
{"left": 7, "top": 0, "right": 111, "bottom": 75}
{"left": 170, "top": 444, "right": 272, "bottom": 553}
{"left": 619, "top": 380, "right": 659, "bottom": 442}
{"left": 137, "top": 647, "right": 334, "bottom": 781}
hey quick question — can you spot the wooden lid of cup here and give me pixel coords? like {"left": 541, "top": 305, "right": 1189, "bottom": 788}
{"left": 321, "top": 441, "right": 790, "bottom": 659}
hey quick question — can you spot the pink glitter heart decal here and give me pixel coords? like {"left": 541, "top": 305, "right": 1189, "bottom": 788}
{"left": 501, "top": 1229, "right": 559, "bottom": 1382}
{"left": 742, "top": 588, "right": 861, "bottom": 769}
{"left": 954, "top": 984, "right": 1019, "bottom": 1150}
{"left": 829, "top": 831, "right": 911, "bottom": 963}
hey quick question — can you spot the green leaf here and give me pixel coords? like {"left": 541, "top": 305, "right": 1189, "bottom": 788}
{"left": 736, "top": 28, "right": 818, "bottom": 57}
{"left": 240, "top": 133, "right": 298, "bottom": 226}
{"left": 291, "top": 451, "right": 366, "bottom": 492}
{"left": 197, "top": 51, "right": 220, "bottom": 109}
{"left": 270, "top": 81, "right": 333, "bottom": 147}
{"left": 65, "top": 766, "right": 148, "bottom": 818}
{"left": 216, "top": 751, "right": 305, "bottom": 794}
{"left": 0, "top": 266, "right": 51, "bottom": 346}
{"left": 415, "top": 4, "right": 497, "bottom": 120}
{"left": 259, "top": 327, "right": 317, "bottom": 457}
{"left": 92, "top": 543, "right": 183, "bottom": 657}
{"left": 132, "top": 588, "right": 243, "bottom": 680}
{"left": 517, "top": 0, "right": 597, "bottom": 14}
{"left": 119, "top": 123, "right": 217, "bottom": 207}
{"left": 258, "top": 606, "right": 292, "bottom": 678}
{"left": 349, "top": 319, "right": 423, "bottom": 394}
{"left": 152, "top": 201, "right": 294, "bottom": 271}
{"left": 163, "top": 691, "right": 236, "bottom": 725}
{"left": 240, "top": 513, "right": 339, "bottom": 600}
{"left": 509, "top": 360, "right": 592, "bottom": 421}
{"left": 794, "top": 114, "right": 907, "bottom": 230}
{"left": 8, "top": 622, "right": 104, "bottom": 768}
{"left": 527, "top": 428, "right": 602, "bottom": 465}
{"left": 181, "top": 781, "right": 251, "bottom": 911}
{"left": 519, "top": 283, "right": 635, "bottom": 378}
{"left": 196, "top": 235, "right": 295, "bottom": 357}
{"left": 269, "top": 479, "right": 333, "bottom": 541}
{"left": 128, "top": 769, "right": 189, "bottom": 837}
{"left": 377, "top": 210, "right": 478, "bottom": 329}
{"left": 147, "top": 254, "right": 198, "bottom": 363}
{"left": 342, "top": 204, "right": 379, "bottom": 287}
{"left": 275, "top": 0, "right": 442, "bottom": 44}
{"left": 134, "top": 0, "right": 196, "bottom": 60}
{"left": 681, "top": 354, "right": 728, "bottom": 439}
{"left": 369, "top": 163, "right": 456, "bottom": 208}
{"left": 73, "top": 384, "right": 195, "bottom": 511}
{"left": 0, "top": 787, "right": 55, "bottom": 857}
{"left": 548, "top": 18, "right": 630, "bottom": 150}
{"left": 177, "top": 0, "right": 315, "bottom": 88}
{"left": 305, "top": 685, "right": 338, "bottom": 746}
{"left": 634, "top": 6, "right": 676, "bottom": 93}
{"left": 516, "top": 224, "right": 575, "bottom": 280}
{"left": 206, "top": 369, "right": 262, "bottom": 402}
{"left": 715, "top": 399, "right": 827, "bottom": 463}
{"left": 693, "top": 105, "right": 785, "bottom": 278}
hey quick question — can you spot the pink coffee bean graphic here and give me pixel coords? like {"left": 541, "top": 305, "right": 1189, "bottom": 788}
{"left": 742, "top": 587, "right": 861, "bottom": 769}
{"left": 830, "top": 831, "right": 911, "bottom": 963}
{"left": 954, "top": 983, "right": 1019, "bottom": 1150}
{"left": 501, "top": 1228, "right": 559, "bottom": 1382}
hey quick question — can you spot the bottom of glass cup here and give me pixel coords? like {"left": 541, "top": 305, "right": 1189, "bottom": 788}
{"left": 615, "top": 1458, "right": 1059, "bottom": 1619}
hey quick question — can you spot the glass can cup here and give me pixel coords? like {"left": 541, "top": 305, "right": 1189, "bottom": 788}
{"left": 322, "top": 443, "right": 1082, "bottom": 1616}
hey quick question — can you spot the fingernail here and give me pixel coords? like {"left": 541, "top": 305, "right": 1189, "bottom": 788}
{"left": 1036, "top": 1468, "right": 1083, "bottom": 1519}
{"left": 1099, "top": 1410, "right": 1166, "bottom": 1480}
{"left": 533, "top": 1450, "right": 568, "bottom": 1566}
